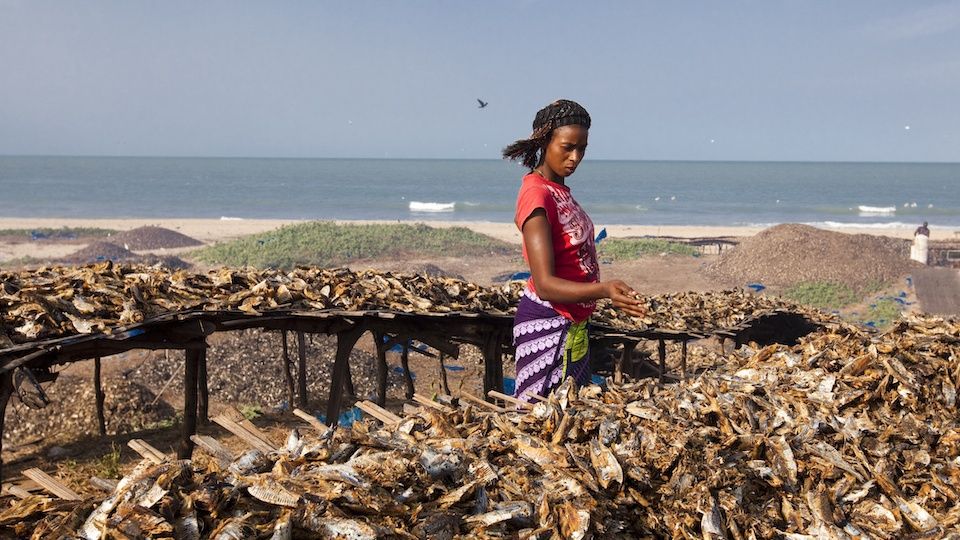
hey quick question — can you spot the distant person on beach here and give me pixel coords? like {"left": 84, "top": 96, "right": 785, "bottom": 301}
{"left": 502, "top": 99, "right": 646, "bottom": 404}
{"left": 912, "top": 221, "right": 929, "bottom": 264}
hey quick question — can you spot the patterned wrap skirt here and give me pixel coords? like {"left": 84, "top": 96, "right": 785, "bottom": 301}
{"left": 512, "top": 288, "right": 591, "bottom": 404}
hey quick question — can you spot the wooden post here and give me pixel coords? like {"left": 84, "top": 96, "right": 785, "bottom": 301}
{"left": 197, "top": 348, "right": 209, "bottom": 424}
{"left": 658, "top": 339, "right": 667, "bottom": 383}
{"left": 681, "top": 340, "right": 688, "bottom": 379}
{"left": 0, "top": 371, "right": 13, "bottom": 482}
{"left": 616, "top": 342, "right": 636, "bottom": 385}
{"left": 482, "top": 332, "right": 504, "bottom": 397}
{"left": 438, "top": 353, "right": 450, "bottom": 395}
{"left": 373, "top": 332, "right": 389, "bottom": 406}
{"left": 325, "top": 324, "right": 366, "bottom": 426}
{"left": 281, "top": 331, "right": 295, "bottom": 408}
{"left": 178, "top": 348, "right": 200, "bottom": 459}
{"left": 400, "top": 342, "right": 414, "bottom": 400}
{"left": 94, "top": 357, "right": 106, "bottom": 436}
{"left": 296, "top": 332, "right": 308, "bottom": 409}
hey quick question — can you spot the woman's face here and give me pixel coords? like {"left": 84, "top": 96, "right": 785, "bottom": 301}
{"left": 543, "top": 124, "right": 589, "bottom": 179}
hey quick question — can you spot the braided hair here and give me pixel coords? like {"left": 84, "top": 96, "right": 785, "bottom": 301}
{"left": 502, "top": 99, "right": 591, "bottom": 169}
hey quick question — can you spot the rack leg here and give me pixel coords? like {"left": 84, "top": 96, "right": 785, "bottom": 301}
{"left": 326, "top": 324, "right": 366, "bottom": 426}
{"left": 94, "top": 357, "right": 106, "bottom": 436}
{"left": 658, "top": 339, "right": 667, "bottom": 383}
{"left": 297, "top": 332, "right": 309, "bottom": 408}
{"left": 178, "top": 348, "right": 201, "bottom": 459}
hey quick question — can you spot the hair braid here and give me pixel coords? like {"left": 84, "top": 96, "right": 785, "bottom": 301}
{"left": 502, "top": 99, "right": 591, "bottom": 169}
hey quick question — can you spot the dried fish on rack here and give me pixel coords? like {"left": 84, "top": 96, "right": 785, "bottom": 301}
{"left": 1, "top": 314, "right": 957, "bottom": 537}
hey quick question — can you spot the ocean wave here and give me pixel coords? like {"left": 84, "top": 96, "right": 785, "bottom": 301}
{"left": 219, "top": 216, "right": 244, "bottom": 221}
{"left": 857, "top": 205, "right": 896, "bottom": 215}
{"left": 409, "top": 201, "right": 455, "bottom": 213}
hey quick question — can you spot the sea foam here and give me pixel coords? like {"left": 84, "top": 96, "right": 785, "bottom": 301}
{"left": 857, "top": 205, "right": 896, "bottom": 215}
{"left": 409, "top": 201, "right": 455, "bottom": 212}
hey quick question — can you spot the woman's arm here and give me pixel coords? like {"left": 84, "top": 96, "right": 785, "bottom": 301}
{"left": 523, "top": 209, "right": 646, "bottom": 317}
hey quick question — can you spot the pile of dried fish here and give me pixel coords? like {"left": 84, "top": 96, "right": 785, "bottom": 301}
{"left": 2, "top": 314, "right": 958, "bottom": 538}
{"left": 0, "top": 264, "right": 824, "bottom": 347}
{"left": 593, "top": 289, "right": 832, "bottom": 333}
{"left": 0, "top": 262, "right": 522, "bottom": 345}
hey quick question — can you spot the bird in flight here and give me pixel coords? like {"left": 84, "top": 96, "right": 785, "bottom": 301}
{"left": 477, "top": 99, "right": 488, "bottom": 109}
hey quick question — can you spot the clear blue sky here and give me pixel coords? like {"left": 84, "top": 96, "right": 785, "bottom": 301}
{"left": 2, "top": 1, "right": 958, "bottom": 162}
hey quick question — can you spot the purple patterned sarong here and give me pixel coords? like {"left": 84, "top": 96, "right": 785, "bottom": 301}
{"left": 512, "top": 289, "right": 591, "bottom": 404}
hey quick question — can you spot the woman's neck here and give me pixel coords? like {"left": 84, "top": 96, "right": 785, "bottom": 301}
{"left": 534, "top": 166, "right": 564, "bottom": 185}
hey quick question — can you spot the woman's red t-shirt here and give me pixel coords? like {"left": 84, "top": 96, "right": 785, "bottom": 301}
{"left": 514, "top": 172, "right": 600, "bottom": 322}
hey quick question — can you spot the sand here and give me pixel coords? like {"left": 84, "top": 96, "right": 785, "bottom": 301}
{"left": 1, "top": 217, "right": 957, "bottom": 253}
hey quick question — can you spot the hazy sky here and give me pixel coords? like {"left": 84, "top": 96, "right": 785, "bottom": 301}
{"left": 2, "top": 1, "right": 959, "bottom": 161}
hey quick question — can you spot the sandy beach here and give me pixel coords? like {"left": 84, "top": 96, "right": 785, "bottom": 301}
{"left": 1, "top": 217, "right": 957, "bottom": 251}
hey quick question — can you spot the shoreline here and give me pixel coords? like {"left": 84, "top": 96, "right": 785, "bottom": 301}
{"left": 0, "top": 217, "right": 957, "bottom": 245}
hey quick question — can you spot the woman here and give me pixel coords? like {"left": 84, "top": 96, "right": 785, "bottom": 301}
{"left": 503, "top": 99, "right": 645, "bottom": 403}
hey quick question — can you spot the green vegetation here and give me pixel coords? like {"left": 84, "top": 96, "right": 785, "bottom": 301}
{"left": 191, "top": 221, "right": 516, "bottom": 268}
{"left": 0, "top": 227, "right": 115, "bottom": 239}
{"left": 239, "top": 404, "right": 263, "bottom": 420}
{"left": 597, "top": 238, "right": 699, "bottom": 260}
{"left": 850, "top": 298, "right": 904, "bottom": 330}
{"left": 95, "top": 442, "right": 124, "bottom": 479}
{"left": 782, "top": 281, "right": 860, "bottom": 309}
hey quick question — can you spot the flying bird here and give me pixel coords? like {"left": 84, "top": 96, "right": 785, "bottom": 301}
{"left": 477, "top": 99, "right": 488, "bottom": 109}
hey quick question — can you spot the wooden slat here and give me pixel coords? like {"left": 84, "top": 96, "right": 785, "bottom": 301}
{"left": 487, "top": 390, "right": 533, "bottom": 410}
{"left": 127, "top": 439, "right": 168, "bottom": 464}
{"left": 355, "top": 400, "right": 402, "bottom": 425}
{"left": 211, "top": 414, "right": 276, "bottom": 453}
{"left": 22, "top": 468, "right": 81, "bottom": 501}
{"left": 412, "top": 393, "right": 455, "bottom": 413}
{"left": 2, "top": 482, "right": 37, "bottom": 499}
{"left": 458, "top": 392, "right": 508, "bottom": 413}
{"left": 292, "top": 408, "right": 329, "bottom": 432}
{"left": 89, "top": 476, "right": 119, "bottom": 493}
{"left": 190, "top": 434, "right": 234, "bottom": 466}
{"left": 220, "top": 407, "right": 277, "bottom": 451}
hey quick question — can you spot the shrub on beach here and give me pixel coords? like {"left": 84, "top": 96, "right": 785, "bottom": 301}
{"left": 597, "top": 238, "right": 699, "bottom": 260}
{"left": 190, "top": 221, "right": 516, "bottom": 269}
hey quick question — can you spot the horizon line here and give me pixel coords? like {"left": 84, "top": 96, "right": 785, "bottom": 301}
{"left": 1, "top": 153, "right": 959, "bottom": 166}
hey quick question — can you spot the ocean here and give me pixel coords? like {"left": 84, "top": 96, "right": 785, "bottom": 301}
{"left": 1, "top": 156, "right": 958, "bottom": 229}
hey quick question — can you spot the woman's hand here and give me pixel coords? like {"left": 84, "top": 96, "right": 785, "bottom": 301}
{"left": 604, "top": 280, "right": 647, "bottom": 318}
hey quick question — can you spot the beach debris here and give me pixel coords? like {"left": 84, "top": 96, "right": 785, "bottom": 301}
{"left": 2, "top": 313, "right": 957, "bottom": 537}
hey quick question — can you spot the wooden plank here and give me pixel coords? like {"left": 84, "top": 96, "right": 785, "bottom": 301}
{"left": 94, "top": 357, "right": 106, "bottom": 436}
{"left": 5, "top": 484, "right": 34, "bottom": 499}
{"left": 412, "top": 393, "right": 454, "bottom": 413}
{"left": 190, "top": 435, "right": 234, "bottom": 466}
{"left": 487, "top": 390, "right": 533, "bottom": 410}
{"left": 292, "top": 409, "right": 329, "bottom": 432}
{"left": 458, "top": 392, "right": 508, "bottom": 413}
{"left": 89, "top": 476, "right": 119, "bottom": 493}
{"left": 355, "top": 400, "right": 402, "bottom": 425}
{"left": 127, "top": 439, "right": 167, "bottom": 464}
{"left": 220, "top": 407, "right": 277, "bottom": 451}
{"left": 178, "top": 348, "right": 200, "bottom": 459}
{"left": 211, "top": 414, "right": 276, "bottom": 453}
{"left": 22, "top": 468, "right": 81, "bottom": 500}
